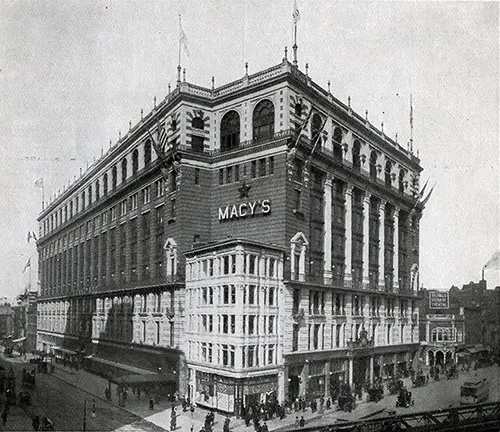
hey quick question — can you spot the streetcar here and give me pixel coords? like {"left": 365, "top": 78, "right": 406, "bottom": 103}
{"left": 460, "top": 379, "right": 489, "bottom": 404}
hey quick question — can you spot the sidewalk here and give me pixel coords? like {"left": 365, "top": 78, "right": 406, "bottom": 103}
{"left": 2, "top": 350, "right": 421, "bottom": 432}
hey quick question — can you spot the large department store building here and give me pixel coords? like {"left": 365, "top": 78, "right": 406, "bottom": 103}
{"left": 37, "top": 53, "right": 424, "bottom": 413}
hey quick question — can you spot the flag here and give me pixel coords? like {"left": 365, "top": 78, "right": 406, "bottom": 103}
{"left": 27, "top": 231, "right": 38, "bottom": 243}
{"left": 484, "top": 251, "right": 500, "bottom": 270}
{"left": 420, "top": 184, "right": 435, "bottom": 207}
{"left": 147, "top": 128, "right": 167, "bottom": 166}
{"left": 157, "top": 123, "right": 168, "bottom": 153}
{"left": 180, "top": 24, "right": 190, "bottom": 58}
{"left": 293, "top": 0, "right": 301, "bottom": 23}
{"left": 418, "top": 179, "right": 429, "bottom": 199}
{"left": 34, "top": 178, "right": 43, "bottom": 189}
{"left": 22, "top": 259, "right": 31, "bottom": 273}
{"left": 291, "top": 107, "right": 313, "bottom": 149}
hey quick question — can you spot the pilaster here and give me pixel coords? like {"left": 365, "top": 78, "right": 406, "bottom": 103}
{"left": 323, "top": 174, "right": 333, "bottom": 284}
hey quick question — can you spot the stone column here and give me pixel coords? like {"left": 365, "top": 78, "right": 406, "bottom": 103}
{"left": 369, "top": 356, "right": 374, "bottom": 385}
{"left": 344, "top": 185, "right": 353, "bottom": 286}
{"left": 348, "top": 357, "right": 354, "bottom": 387}
{"left": 362, "top": 193, "right": 371, "bottom": 287}
{"left": 378, "top": 201, "right": 386, "bottom": 291}
{"left": 323, "top": 174, "right": 333, "bottom": 284}
{"left": 393, "top": 208, "right": 400, "bottom": 292}
{"left": 300, "top": 362, "right": 309, "bottom": 397}
{"left": 324, "top": 361, "right": 331, "bottom": 398}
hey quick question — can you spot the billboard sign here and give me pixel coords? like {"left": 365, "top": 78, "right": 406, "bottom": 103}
{"left": 429, "top": 290, "right": 449, "bottom": 309}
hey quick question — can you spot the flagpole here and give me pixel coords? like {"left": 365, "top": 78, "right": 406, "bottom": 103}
{"left": 177, "top": 14, "right": 182, "bottom": 84}
{"left": 409, "top": 94, "right": 413, "bottom": 153}
{"left": 292, "top": 17, "right": 298, "bottom": 66}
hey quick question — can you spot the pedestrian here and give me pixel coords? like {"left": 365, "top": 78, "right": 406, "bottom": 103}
{"left": 32, "top": 415, "right": 40, "bottom": 431}
{"left": 295, "top": 416, "right": 300, "bottom": 427}
{"left": 299, "top": 416, "right": 305, "bottom": 428}
{"left": 261, "top": 422, "right": 269, "bottom": 432}
{"left": 149, "top": 397, "right": 154, "bottom": 410}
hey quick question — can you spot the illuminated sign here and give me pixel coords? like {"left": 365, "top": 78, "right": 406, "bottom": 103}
{"left": 218, "top": 199, "right": 271, "bottom": 221}
{"left": 429, "top": 291, "right": 449, "bottom": 309}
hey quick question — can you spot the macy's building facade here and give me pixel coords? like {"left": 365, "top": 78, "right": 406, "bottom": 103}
{"left": 37, "top": 54, "right": 423, "bottom": 413}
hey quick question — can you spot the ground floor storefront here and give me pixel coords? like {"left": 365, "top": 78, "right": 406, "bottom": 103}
{"left": 187, "top": 366, "right": 282, "bottom": 414}
{"left": 284, "top": 344, "right": 419, "bottom": 402}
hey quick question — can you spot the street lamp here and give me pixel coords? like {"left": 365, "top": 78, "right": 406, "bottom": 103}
{"left": 82, "top": 397, "right": 96, "bottom": 431}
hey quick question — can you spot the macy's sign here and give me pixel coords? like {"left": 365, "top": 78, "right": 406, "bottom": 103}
{"left": 218, "top": 199, "right": 271, "bottom": 221}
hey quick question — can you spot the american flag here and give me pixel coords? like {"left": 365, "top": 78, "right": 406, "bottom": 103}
{"left": 293, "top": 0, "right": 301, "bottom": 24}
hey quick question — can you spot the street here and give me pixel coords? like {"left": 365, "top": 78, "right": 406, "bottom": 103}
{"left": 0, "top": 354, "right": 165, "bottom": 432}
{"left": 282, "top": 365, "right": 500, "bottom": 430}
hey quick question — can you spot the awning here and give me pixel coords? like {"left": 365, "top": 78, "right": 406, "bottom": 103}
{"left": 52, "top": 347, "right": 77, "bottom": 355}
{"left": 12, "top": 337, "right": 26, "bottom": 343}
{"left": 112, "top": 373, "right": 176, "bottom": 386}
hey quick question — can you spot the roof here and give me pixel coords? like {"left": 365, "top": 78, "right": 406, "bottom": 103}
{"left": 185, "top": 238, "right": 284, "bottom": 257}
{"left": 111, "top": 373, "right": 176, "bottom": 386}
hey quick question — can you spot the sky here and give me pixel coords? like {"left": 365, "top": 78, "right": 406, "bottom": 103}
{"left": 0, "top": 0, "right": 498, "bottom": 300}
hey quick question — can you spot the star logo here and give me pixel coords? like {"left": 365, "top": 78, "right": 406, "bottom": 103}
{"left": 238, "top": 180, "right": 252, "bottom": 199}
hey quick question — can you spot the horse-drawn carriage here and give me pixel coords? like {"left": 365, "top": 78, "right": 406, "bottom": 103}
{"left": 388, "top": 379, "right": 404, "bottom": 395}
{"left": 396, "top": 389, "right": 413, "bottom": 408}
{"left": 412, "top": 373, "right": 426, "bottom": 387}
{"left": 367, "top": 385, "right": 384, "bottom": 402}
{"left": 337, "top": 383, "right": 355, "bottom": 412}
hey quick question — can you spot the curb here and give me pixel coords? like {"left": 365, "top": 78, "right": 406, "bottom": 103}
{"left": 46, "top": 369, "right": 168, "bottom": 432}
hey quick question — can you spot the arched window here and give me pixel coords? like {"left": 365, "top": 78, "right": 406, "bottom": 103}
{"left": 103, "top": 173, "right": 108, "bottom": 195}
{"left": 191, "top": 117, "right": 204, "bottom": 130}
{"left": 220, "top": 110, "right": 240, "bottom": 152}
{"left": 369, "top": 151, "right": 378, "bottom": 179}
{"left": 132, "top": 149, "right": 139, "bottom": 174}
{"left": 144, "top": 140, "right": 152, "bottom": 166}
{"left": 311, "top": 113, "right": 323, "bottom": 140}
{"left": 385, "top": 161, "right": 392, "bottom": 186}
{"left": 95, "top": 180, "right": 100, "bottom": 200}
{"left": 353, "top": 140, "right": 361, "bottom": 170}
{"left": 333, "top": 127, "right": 343, "bottom": 160}
{"left": 252, "top": 99, "right": 274, "bottom": 141}
{"left": 398, "top": 169, "right": 405, "bottom": 192}
{"left": 121, "top": 158, "right": 128, "bottom": 183}
{"left": 171, "top": 117, "right": 177, "bottom": 132}
{"left": 88, "top": 185, "right": 92, "bottom": 206}
{"left": 431, "top": 328, "right": 437, "bottom": 342}
{"left": 112, "top": 166, "right": 117, "bottom": 189}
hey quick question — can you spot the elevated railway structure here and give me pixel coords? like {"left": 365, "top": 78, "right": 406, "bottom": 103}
{"left": 284, "top": 402, "right": 500, "bottom": 432}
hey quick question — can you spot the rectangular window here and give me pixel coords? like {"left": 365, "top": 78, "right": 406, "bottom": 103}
{"left": 251, "top": 160, "right": 257, "bottom": 178}
{"left": 269, "top": 156, "right": 274, "bottom": 175}
{"left": 130, "top": 193, "right": 138, "bottom": 210}
{"left": 111, "top": 206, "right": 117, "bottom": 221}
{"left": 268, "top": 315, "right": 275, "bottom": 333}
{"left": 234, "top": 165, "right": 240, "bottom": 182}
{"left": 248, "top": 285, "right": 256, "bottom": 305}
{"left": 231, "top": 285, "right": 236, "bottom": 304}
{"left": 155, "top": 178, "right": 165, "bottom": 198}
{"left": 194, "top": 168, "right": 200, "bottom": 185}
{"left": 249, "top": 315, "right": 256, "bottom": 334}
{"left": 292, "top": 324, "right": 299, "bottom": 351}
{"left": 142, "top": 186, "right": 151, "bottom": 205}
{"left": 219, "top": 169, "right": 224, "bottom": 185}
{"left": 268, "top": 286, "right": 275, "bottom": 306}
{"left": 294, "top": 189, "right": 301, "bottom": 211}
{"left": 259, "top": 158, "right": 266, "bottom": 177}
{"left": 223, "top": 285, "right": 229, "bottom": 304}
{"left": 226, "top": 166, "right": 233, "bottom": 183}
{"left": 223, "top": 256, "right": 230, "bottom": 274}
{"left": 120, "top": 200, "right": 127, "bottom": 216}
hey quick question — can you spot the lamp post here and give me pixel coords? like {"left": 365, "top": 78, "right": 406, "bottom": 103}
{"left": 82, "top": 397, "right": 96, "bottom": 431}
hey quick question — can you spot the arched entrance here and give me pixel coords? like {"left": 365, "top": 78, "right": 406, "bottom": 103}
{"left": 428, "top": 350, "right": 435, "bottom": 366}
{"left": 435, "top": 350, "right": 445, "bottom": 365}
{"left": 445, "top": 351, "right": 453, "bottom": 364}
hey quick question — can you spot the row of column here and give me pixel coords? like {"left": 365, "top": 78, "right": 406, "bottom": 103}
{"left": 323, "top": 174, "right": 400, "bottom": 289}
{"left": 42, "top": 211, "right": 166, "bottom": 296}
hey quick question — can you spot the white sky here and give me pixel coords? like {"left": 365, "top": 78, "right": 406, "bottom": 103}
{"left": 0, "top": 0, "right": 498, "bottom": 300}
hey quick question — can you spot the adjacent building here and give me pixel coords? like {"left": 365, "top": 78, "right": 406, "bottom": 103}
{"left": 418, "top": 289, "right": 465, "bottom": 366}
{"left": 37, "top": 52, "right": 424, "bottom": 412}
